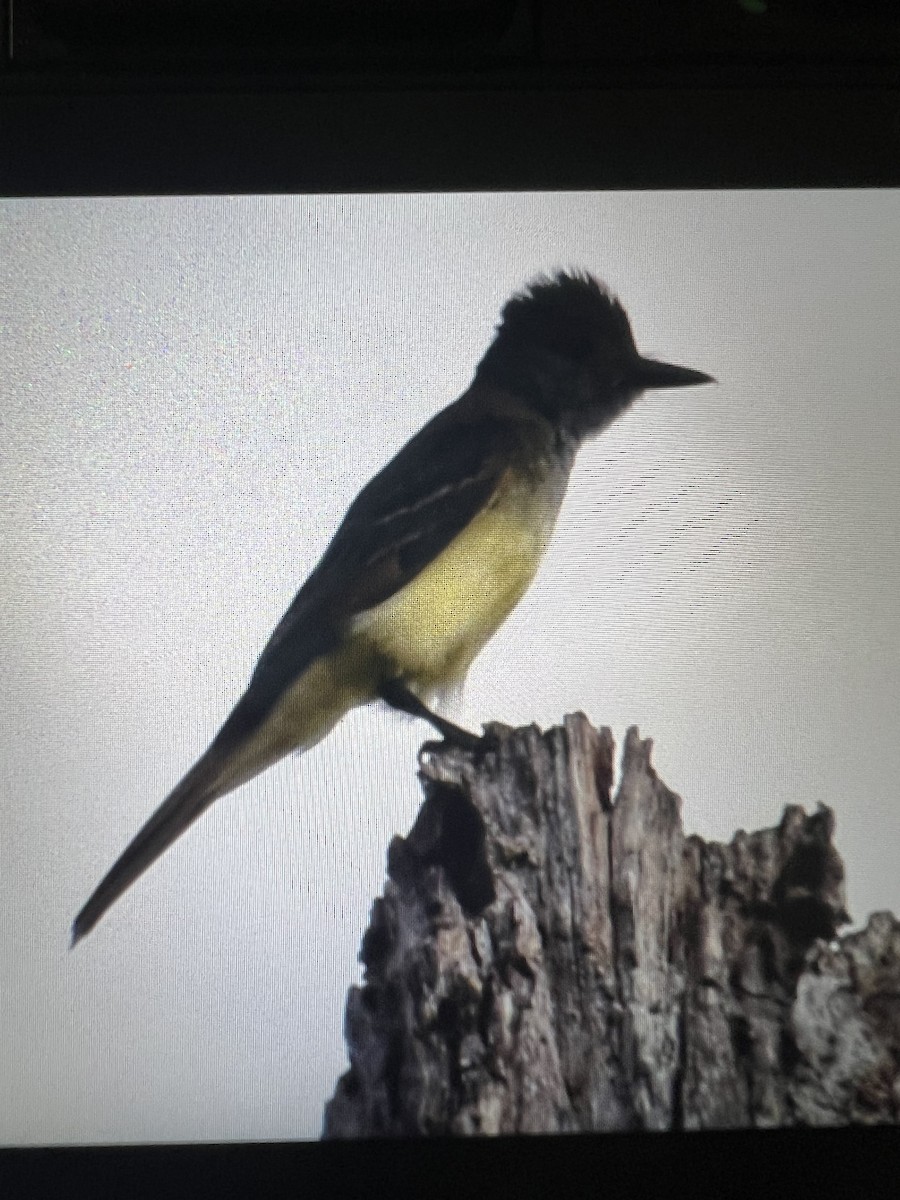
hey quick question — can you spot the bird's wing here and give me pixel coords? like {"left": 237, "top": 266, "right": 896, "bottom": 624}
{"left": 281, "top": 408, "right": 519, "bottom": 621}
{"left": 210, "top": 395, "right": 526, "bottom": 749}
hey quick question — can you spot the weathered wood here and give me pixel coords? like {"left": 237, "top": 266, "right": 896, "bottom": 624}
{"left": 322, "top": 716, "right": 900, "bottom": 1135}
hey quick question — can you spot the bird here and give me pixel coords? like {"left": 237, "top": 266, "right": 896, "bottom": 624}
{"left": 71, "top": 269, "right": 714, "bottom": 946}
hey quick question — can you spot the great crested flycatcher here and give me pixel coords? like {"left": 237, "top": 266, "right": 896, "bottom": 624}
{"left": 72, "top": 270, "right": 713, "bottom": 945}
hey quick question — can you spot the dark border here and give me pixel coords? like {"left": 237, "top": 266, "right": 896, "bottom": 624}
{"left": 1, "top": 83, "right": 899, "bottom": 195}
{"left": 3, "top": 1127, "right": 899, "bottom": 1200}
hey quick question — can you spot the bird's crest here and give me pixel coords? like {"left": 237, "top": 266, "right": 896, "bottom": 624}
{"left": 494, "top": 270, "right": 636, "bottom": 363}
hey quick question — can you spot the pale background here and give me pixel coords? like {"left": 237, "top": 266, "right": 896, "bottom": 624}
{"left": 1, "top": 192, "right": 898, "bottom": 1144}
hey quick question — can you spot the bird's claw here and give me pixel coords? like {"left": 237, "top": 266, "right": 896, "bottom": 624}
{"left": 417, "top": 728, "right": 500, "bottom": 766}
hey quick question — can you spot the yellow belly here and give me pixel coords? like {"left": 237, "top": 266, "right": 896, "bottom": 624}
{"left": 209, "top": 461, "right": 568, "bottom": 783}
{"left": 348, "top": 465, "right": 566, "bottom": 690}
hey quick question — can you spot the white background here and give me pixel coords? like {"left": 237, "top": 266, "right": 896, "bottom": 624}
{"left": 2, "top": 192, "right": 899, "bottom": 1143}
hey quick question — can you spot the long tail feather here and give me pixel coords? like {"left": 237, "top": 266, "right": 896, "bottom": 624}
{"left": 71, "top": 748, "right": 233, "bottom": 947}
{"left": 72, "top": 622, "right": 349, "bottom": 947}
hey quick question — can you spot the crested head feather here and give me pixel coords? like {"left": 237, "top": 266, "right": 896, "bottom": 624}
{"left": 493, "top": 270, "right": 637, "bottom": 364}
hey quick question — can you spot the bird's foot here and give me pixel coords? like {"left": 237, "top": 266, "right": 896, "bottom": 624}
{"left": 417, "top": 726, "right": 500, "bottom": 766}
{"left": 378, "top": 679, "right": 499, "bottom": 764}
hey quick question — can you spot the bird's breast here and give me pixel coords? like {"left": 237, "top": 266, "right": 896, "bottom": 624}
{"left": 350, "top": 457, "right": 570, "bottom": 689}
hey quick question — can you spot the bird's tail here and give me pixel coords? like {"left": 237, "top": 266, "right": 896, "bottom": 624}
{"left": 72, "top": 632, "right": 359, "bottom": 947}
{"left": 70, "top": 745, "right": 244, "bottom": 947}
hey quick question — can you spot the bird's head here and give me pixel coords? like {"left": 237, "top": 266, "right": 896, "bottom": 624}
{"left": 476, "top": 270, "right": 714, "bottom": 437}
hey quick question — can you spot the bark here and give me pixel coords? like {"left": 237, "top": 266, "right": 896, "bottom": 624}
{"left": 322, "top": 716, "right": 900, "bottom": 1135}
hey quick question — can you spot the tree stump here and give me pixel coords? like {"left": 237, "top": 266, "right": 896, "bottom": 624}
{"left": 322, "top": 716, "right": 900, "bottom": 1135}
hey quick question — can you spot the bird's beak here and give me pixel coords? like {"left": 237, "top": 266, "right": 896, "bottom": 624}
{"left": 631, "top": 357, "right": 716, "bottom": 390}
